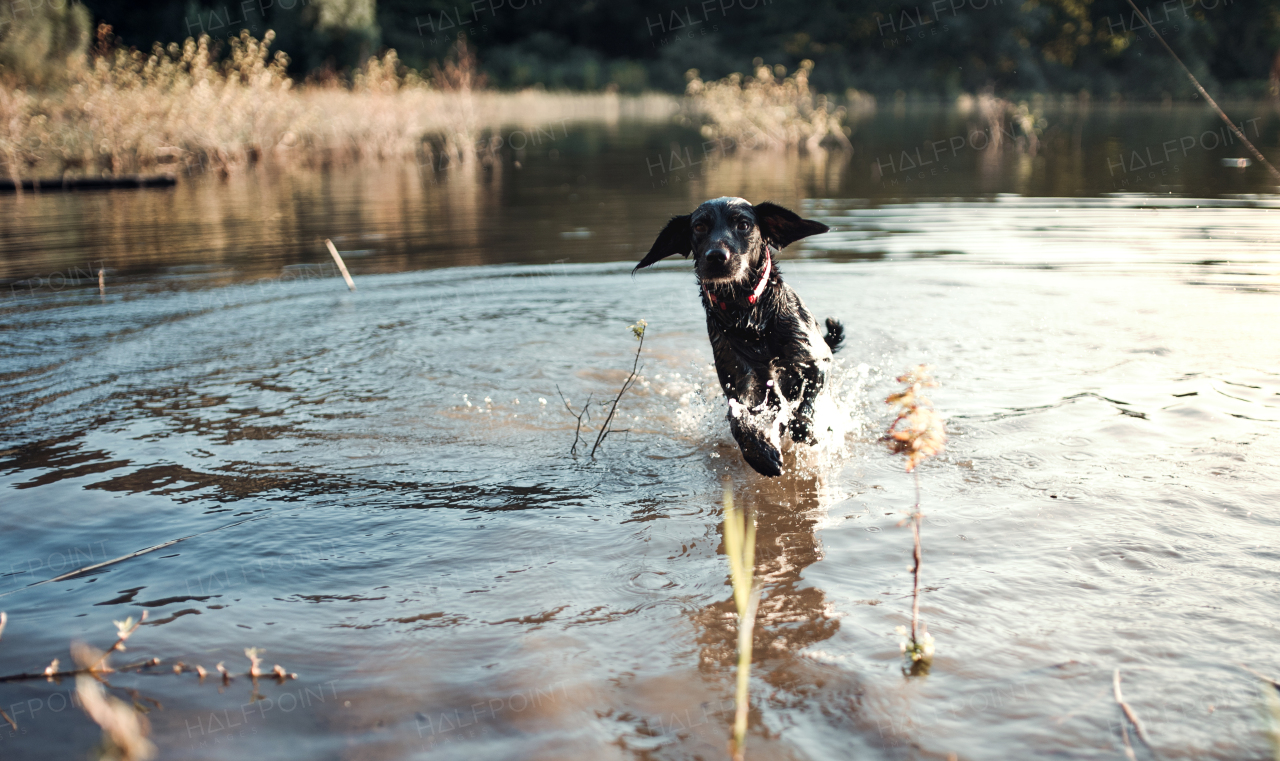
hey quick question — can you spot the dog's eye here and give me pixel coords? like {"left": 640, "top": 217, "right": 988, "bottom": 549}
{"left": 693, "top": 223, "right": 708, "bottom": 234}
{"left": 736, "top": 220, "right": 750, "bottom": 231}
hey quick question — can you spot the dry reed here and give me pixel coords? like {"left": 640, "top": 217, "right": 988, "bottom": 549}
{"left": 325, "top": 239, "right": 357, "bottom": 291}
{"left": 722, "top": 487, "right": 760, "bottom": 761}
{"left": 1264, "top": 680, "right": 1280, "bottom": 761}
{"left": 1241, "top": 665, "right": 1280, "bottom": 761}
{"left": 1121, "top": 0, "right": 1280, "bottom": 182}
{"left": 73, "top": 640, "right": 156, "bottom": 761}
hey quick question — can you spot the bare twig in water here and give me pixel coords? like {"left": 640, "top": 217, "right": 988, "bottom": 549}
{"left": 589, "top": 320, "right": 647, "bottom": 459}
{"left": 1242, "top": 664, "right": 1280, "bottom": 690}
{"left": 556, "top": 385, "right": 593, "bottom": 457}
{"left": 884, "top": 365, "right": 946, "bottom": 669}
{"left": 1122, "top": 0, "right": 1280, "bottom": 183}
{"left": 0, "top": 709, "right": 15, "bottom": 731}
{"left": 722, "top": 487, "right": 760, "bottom": 761}
{"left": 0, "top": 615, "right": 160, "bottom": 686}
{"left": 1113, "top": 668, "right": 1153, "bottom": 759}
{"left": 0, "top": 516, "right": 263, "bottom": 600}
{"left": 325, "top": 238, "right": 358, "bottom": 292}
{"left": 0, "top": 613, "right": 297, "bottom": 684}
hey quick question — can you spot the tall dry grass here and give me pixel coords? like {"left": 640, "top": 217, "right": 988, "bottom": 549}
{"left": 0, "top": 29, "right": 676, "bottom": 181}
{"left": 0, "top": 26, "right": 868, "bottom": 180}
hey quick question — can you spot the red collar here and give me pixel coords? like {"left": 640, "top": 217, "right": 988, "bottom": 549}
{"left": 704, "top": 248, "right": 772, "bottom": 310}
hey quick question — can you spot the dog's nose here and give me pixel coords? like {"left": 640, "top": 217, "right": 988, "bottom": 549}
{"left": 707, "top": 248, "right": 730, "bottom": 264}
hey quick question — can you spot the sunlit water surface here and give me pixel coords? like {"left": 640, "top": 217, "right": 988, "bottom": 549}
{"left": 2, "top": 111, "right": 1279, "bottom": 760}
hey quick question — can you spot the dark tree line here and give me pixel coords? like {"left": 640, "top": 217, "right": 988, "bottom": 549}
{"left": 65, "top": 0, "right": 1280, "bottom": 97}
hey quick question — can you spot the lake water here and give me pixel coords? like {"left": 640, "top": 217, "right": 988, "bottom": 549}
{"left": 2, "top": 105, "right": 1279, "bottom": 760}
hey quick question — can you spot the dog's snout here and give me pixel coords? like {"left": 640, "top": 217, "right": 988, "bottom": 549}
{"left": 707, "top": 248, "right": 730, "bottom": 264}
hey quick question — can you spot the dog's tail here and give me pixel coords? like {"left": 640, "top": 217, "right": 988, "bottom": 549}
{"left": 823, "top": 317, "right": 845, "bottom": 353}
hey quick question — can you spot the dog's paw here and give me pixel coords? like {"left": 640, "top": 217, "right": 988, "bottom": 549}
{"left": 743, "top": 444, "right": 783, "bottom": 477}
{"left": 727, "top": 399, "right": 784, "bottom": 476}
{"left": 789, "top": 418, "right": 817, "bottom": 446}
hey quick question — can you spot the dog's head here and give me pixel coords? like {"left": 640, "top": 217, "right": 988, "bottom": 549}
{"left": 634, "top": 198, "right": 829, "bottom": 285}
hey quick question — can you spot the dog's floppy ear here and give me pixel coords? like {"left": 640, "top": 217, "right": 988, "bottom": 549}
{"left": 634, "top": 214, "right": 693, "bottom": 271}
{"left": 753, "top": 202, "right": 829, "bottom": 249}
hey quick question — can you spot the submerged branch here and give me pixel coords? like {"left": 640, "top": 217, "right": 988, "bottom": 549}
{"left": 556, "top": 385, "right": 592, "bottom": 457}
{"left": 0, "top": 612, "right": 297, "bottom": 685}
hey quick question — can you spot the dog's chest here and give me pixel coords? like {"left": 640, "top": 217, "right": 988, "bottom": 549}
{"left": 708, "top": 307, "right": 779, "bottom": 365}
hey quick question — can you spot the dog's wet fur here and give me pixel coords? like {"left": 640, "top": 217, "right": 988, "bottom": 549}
{"left": 635, "top": 197, "right": 843, "bottom": 476}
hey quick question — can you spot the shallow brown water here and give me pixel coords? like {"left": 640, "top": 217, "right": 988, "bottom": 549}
{"left": 1, "top": 107, "right": 1279, "bottom": 760}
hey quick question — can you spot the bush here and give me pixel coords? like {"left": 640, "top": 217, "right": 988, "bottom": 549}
{"left": 683, "top": 59, "right": 854, "bottom": 152}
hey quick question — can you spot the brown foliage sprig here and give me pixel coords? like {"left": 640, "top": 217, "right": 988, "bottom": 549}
{"left": 884, "top": 365, "right": 946, "bottom": 672}
{"left": 885, "top": 365, "right": 946, "bottom": 473}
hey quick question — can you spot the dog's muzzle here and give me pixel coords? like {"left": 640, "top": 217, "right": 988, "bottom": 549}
{"left": 706, "top": 248, "right": 730, "bottom": 264}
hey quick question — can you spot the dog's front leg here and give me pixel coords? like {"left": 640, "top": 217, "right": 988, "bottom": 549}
{"left": 710, "top": 331, "right": 784, "bottom": 477}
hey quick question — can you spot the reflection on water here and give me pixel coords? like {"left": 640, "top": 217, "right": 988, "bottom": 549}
{"left": 3, "top": 105, "right": 1279, "bottom": 288}
{"left": 806, "top": 195, "right": 1280, "bottom": 291}
{"left": 1, "top": 107, "right": 1279, "bottom": 760}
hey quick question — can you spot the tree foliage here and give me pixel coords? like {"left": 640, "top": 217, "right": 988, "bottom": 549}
{"left": 46, "top": 0, "right": 1280, "bottom": 96}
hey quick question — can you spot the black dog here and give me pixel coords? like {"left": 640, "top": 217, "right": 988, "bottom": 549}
{"left": 635, "top": 197, "right": 843, "bottom": 477}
